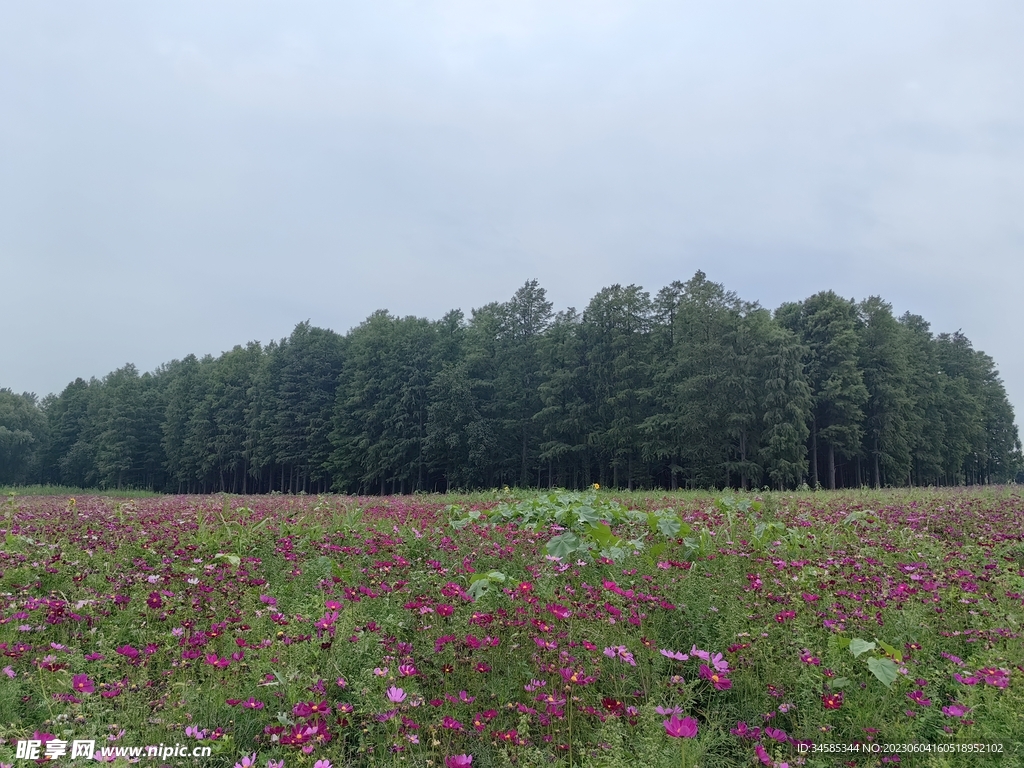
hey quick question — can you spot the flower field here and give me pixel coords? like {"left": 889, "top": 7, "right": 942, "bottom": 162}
{"left": 1, "top": 488, "right": 1022, "bottom": 767}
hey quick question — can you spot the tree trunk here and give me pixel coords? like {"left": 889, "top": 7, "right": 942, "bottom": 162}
{"left": 828, "top": 444, "right": 836, "bottom": 490}
{"left": 810, "top": 417, "right": 818, "bottom": 488}
{"left": 873, "top": 437, "right": 880, "bottom": 489}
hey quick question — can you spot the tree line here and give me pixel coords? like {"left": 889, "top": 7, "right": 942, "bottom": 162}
{"left": 2, "top": 273, "right": 1020, "bottom": 493}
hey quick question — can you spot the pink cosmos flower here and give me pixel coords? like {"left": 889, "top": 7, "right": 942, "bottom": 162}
{"left": 313, "top": 760, "right": 332, "bottom": 768}
{"left": 660, "top": 649, "right": 688, "bottom": 661}
{"left": 942, "top": 703, "right": 970, "bottom": 717}
{"left": 233, "top": 754, "right": 257, "bottom": 768}
{"left": 603, "top": 646, "right": 637, "bottom": 666}
{"left": 445, "top": 756, "right": 473, "bottom": 768}
{"left": 663, "top": 715, "right": 698, "bottom": 738}
{"left": 699, "top": 664, "right": 732, "bottom": 690}
{"left": 72, "top": 674, "right": 95, "bottom": 694}
{"left": 906, "top": 690, "right": 932, "bottom": 707}
{"left": 386, "top": 686, "right": 407, "bottom": 703}
{"left": 547, "top": 604, "right": 571, "bottom": 619}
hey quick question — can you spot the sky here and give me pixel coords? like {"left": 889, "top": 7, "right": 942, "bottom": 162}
{"left": 2, "top": 1, "right": 1022, "bottom": 419}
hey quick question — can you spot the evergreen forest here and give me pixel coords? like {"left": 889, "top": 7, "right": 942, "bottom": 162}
{"left": 2, "top": 273, "right": 1020, "bottom": 493}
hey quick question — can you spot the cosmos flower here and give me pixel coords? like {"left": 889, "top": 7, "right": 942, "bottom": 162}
{"left": 663, "top": 715, "right": 698, "bottom": 738}
{"left": 386, "top": 686, "right": 407, "bottom": 704}
{"left": 71, "top": 674, "right": 95, "bottom": 694}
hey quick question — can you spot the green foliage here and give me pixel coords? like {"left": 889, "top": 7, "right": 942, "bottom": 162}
{"left": 449, "top": 490, "right": 700, "bottom": 567}
{"left": 5, "top": 273, "right": 1020, "bottom": 494}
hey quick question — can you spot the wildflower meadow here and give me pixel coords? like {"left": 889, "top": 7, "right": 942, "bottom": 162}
{"left": 0, "top": 487, "right": 1022, "bottom": 767}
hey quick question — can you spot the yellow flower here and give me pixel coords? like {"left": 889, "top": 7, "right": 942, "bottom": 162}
{"left": 592, "top": 483, "right": 600, "bottom": 490}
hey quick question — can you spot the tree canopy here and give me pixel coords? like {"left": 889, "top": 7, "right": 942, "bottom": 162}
{"left": 5, "top": 274, "right": 1020, "bottom": 492}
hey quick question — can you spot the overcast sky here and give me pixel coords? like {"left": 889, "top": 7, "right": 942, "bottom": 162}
{"left": 2, "top": 1, "right": 1022, "bottom": 420}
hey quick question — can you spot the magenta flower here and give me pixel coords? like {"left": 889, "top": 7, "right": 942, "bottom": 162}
{"left": 445, "top": 756, "right": 473, "bottom": 768}
{"left": 663, "top": 715, "right": 698, "bottom": 738}
{"left": 386, "top": 686, "right": 407, "bottom": 703}
{"left": 71, "top": 674, "right": 95, "bottom": 694}
{"left": 313, "top": 760, "right": 332, "bottom": 768}
{"left": 660, "top": 649, "right": 688, "bottom": 661}
{"left": 906, "top": 690, "right": 932, "bottom": 707}
{"left": 233, "top": 754, "right": 257, "bottom": 768}
{"left": 942, "top": 703, "right": 970, "bottom": 717}
{"left": 699, "top": 664, "right": 732, "bottom": 691}
{"left": 979, "top": 667, "right": 1010, "bottom": 688}
{"left": 547, "top": 604, "right": 571, "bottom": 619}
{"left": 603, "top": 645, "right": 637, "bottom": 666}
{"left": 442, "top": 716, "right": 464, "bottom": 731}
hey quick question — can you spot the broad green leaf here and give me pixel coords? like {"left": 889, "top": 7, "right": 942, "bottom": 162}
{"left": 574, "top": 505, "right": 601, "bottom": 525}
{"left": 866, "top": 656, "right": 899, "bottom": 688}
{"left": 215, "top": 553, "right": 241, "bottom": 566}
{"left": 656, "top": 514, "right": 681, "bottom": 538}
{"left": 546, "top": 532, "right": 582, "bottom": 560}
{"left": 589, "top": 522, "right": 619, "bottom": 549}
{"left": 830, "top": 677, "right": 851, "bottom": 689}
{"left": 601, "top": 545, "right": 627, "bottom": 561}
{"left": 467, "top": 580, "right": 490, "bottom": 601}
{"left": 877, "top": 640, "right": 903, "bottom": 662}
{"left": 849, "top": 638, "right": 877, "bottom": 658}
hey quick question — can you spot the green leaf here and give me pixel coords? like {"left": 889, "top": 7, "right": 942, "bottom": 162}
{"left": 866, "top": 656, "right": 899, "bottom": 688}
{"left": 467, "top": 579, "right": 490, "bottom": 601}
{"left": 601, "top": 545, "right": 627, "bottom": 561}
{"left": 545, "top": 532, "right": 582, "bottom": 560}
{"left": 876, "top": 639, "right": 903, "bottom": 663}
{"left": 214, "top": 552, "right": 240, "bottom": 567}
{"left": 574, "top": 505, "right": 601, "bottom": 525}
{"left": 589, "top": 522, "right": 620, "bottom": 549}
{"left": 849, "top": 638, "right": 876, "bottom": 658}
{"left": 830, "top": 677, "right": 851, "bottom": 689}
{"left": 835, "top": 636, "right": 851, "bottom": 650}
{"left": 655, "top": 513, "right": 681, "bottom": 538}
